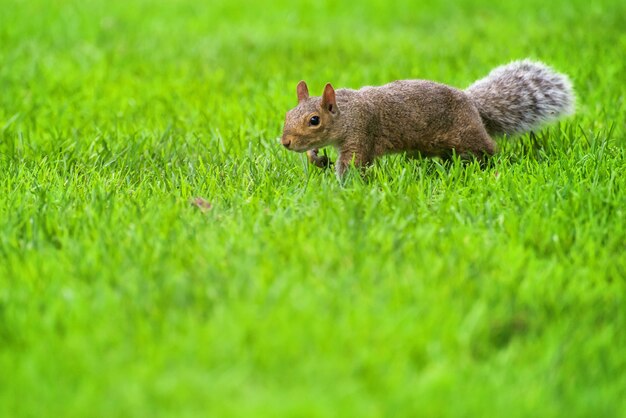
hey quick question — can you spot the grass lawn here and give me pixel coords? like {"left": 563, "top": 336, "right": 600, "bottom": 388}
{"left": 1, "top": 0, "right": 626, "bottom": 416}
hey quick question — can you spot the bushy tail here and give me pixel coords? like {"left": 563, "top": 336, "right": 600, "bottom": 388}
{"left": 465, "top": 60, "right": 575, "bottom": 136}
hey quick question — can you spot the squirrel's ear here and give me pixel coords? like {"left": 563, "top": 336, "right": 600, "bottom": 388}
{"left": 321, "top": 83, "right": 337, "bottom": 114}
{"left": 297, "top": 81, "right": 309, "bottom": 103}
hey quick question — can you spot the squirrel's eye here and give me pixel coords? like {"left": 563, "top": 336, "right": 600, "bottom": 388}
{"left": 309, "top": 116, "right": 320, "bottom": 126}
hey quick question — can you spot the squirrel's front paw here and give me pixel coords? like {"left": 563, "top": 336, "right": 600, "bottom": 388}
{"left": 307, "top": 149, "right": 333, "bottom": 169}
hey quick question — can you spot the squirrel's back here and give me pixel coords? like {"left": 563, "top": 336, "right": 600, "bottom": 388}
{"left": 349, "top": 80, "right": 476, "bottom": 128}
{"left": 349, "top": 61, "right": 574, "bottom": 139}
{"left": 465, "top": 60, "right": 575, "bottom": 136}
{"left": 344, "top": 80, "right": 491, "bottom": 157}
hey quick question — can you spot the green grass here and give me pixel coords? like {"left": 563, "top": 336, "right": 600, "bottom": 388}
{"left": 1, "top": 0, "right": 626, "bottom": 416}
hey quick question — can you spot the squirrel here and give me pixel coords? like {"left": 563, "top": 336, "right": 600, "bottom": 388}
{"left": 280, "top": 60, "right": 575, "bottom": 178}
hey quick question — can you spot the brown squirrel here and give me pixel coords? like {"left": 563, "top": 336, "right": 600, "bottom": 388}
{"left": 281, "top": 60, "right": 574, "bottom": 178}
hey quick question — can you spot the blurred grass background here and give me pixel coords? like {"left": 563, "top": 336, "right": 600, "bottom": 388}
{"left": 1, "top": 0, "right": 625, "bottom": 417}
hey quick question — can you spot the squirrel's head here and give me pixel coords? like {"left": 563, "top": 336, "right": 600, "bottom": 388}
{"left": 281, "top": 81, "right": 340, "bottom": 152}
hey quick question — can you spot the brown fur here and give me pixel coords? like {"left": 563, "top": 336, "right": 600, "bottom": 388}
{"left": 282, "top": 80, "right": 495, "bottom": 177}
{"left": 281, "top": 61, "right": 574, "bottom": 178}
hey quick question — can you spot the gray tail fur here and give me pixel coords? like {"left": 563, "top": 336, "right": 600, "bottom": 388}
{"left": 465, "top": 60, "right": 575, "bottom": 136}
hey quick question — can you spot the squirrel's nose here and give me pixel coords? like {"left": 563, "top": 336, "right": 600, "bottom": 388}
{"left": 281, "top": 137, "right": 291, "bottom": 148}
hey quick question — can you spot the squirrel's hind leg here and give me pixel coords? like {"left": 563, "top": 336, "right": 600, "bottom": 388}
{"left": 456, "top": 128, "right": 497, "bottom": 161}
